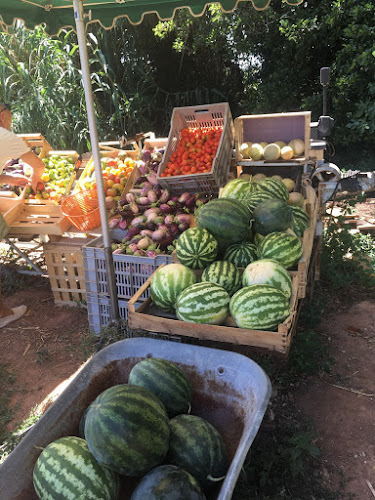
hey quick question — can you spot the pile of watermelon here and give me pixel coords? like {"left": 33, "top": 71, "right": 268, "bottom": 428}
{"left": 150, "top": 175, "right": 311, "bottom": 331}
{"left": 33, "top": 357, "right": 228, "bottom": 500}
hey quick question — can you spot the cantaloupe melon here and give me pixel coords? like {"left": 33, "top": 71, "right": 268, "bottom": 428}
{"left": 260, "top": 142, "right": 268, "bottom": 149}
{"left": 252, "top": 173, "right": 267, "bottom": 182}
{"left": 249, "top": 143, "right": 264, "bottom": 161}
{"left": 282, "top": 178, "right": 295, "bottom": 192}
{"left": 239, "top": 173, "right": 252, "bottom": 181}
{"left": 275, "top": 141, "right": 287, "bottom": 149}
{"left": 272, "top": 175, "right": 283, "bottom": 181}
{"left": 263, "top": 143, "right": 281, "bottom": 161}
{"left": 288, "top": 192, "right": 304, "bottom": 208}
{"left": 239, "top": 142, "right": 251, "bottom": 159}
{"left": 288, "top": 139, "right": 305, "bottom": 156}
{"left": 281, "top": 146, "right": 294, "bottom": 160}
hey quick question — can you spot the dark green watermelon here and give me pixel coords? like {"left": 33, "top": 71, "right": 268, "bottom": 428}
{"left": 253, "top": 199, "right": 292, "bottom": 235}
{"left": 196, "top": 198, "right": 251, "bottom": 252}
{"left": 130, "top": 465, "right": 206, "bottom": 500}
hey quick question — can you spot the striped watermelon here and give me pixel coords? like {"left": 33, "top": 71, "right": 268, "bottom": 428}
{"left": 254, "top": 233, "right": 265, "bottom": 247}
{"left": 258, "top": 231, "right": 303, "bottom": 269}
{"left": 219, "top": 178, "right": 255, "bottom": 200}
{"left": 242, "top": 259, "right": 292, "bottom": 298}
{"left": 253, "top": 198, "right": 292, "bottom": 235}
{"left": 176, "top": 282, "right": 230, "bottom": 325}
{"left": 84, "top": 385, "right": 170, "bottom": 476}
{"left": 240, "top": 191, "right": 275, "bottom": 214}
{"left": 131, "top": 465, "right": 207, "bottom": 500}
{"left": 223, "top": 242, "right": 258, "bottom": 268}
{"left": 195, "top": 198, "right": 251, "bottom": 252}
{"left": 201, "top": 261, "right": 241, "bottom": 296}
{"left": 166, "top": 414, "right": 228, "bottom": 491}
{"left": 255, "top": 178, "right": 289, "bottom": 202}
{"left": 33, "top": 436, "right": 120, "bottom": 500}
{"left": 150, "top": 263, "right": 196, "bottom": 311}
{"left": 176, "top": 227, "right": 218, "bottom": 269}
{"left": 128, "top": 357, "right": 192, "bottom": 417}
{"left": 291, "top": 205, "right": 310, "bottom": 237}
{"left": 230, "top": 284, "right": 290, "bottom": 330}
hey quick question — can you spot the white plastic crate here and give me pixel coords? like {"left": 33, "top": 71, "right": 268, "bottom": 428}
{"left": 86, "top": 292, "right": 142, "bottom": 334}
{"left": 157, "top": 103, "right": 234, "bottom": 195}
{"left": 83, "top": 236, "right": 173, "bottom": 301}
{"left": 0, "top": 338, "right": 271, "bottom": 499}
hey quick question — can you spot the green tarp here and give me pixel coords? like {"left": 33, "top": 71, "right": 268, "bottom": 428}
{"left": 0, "top": 0, "right": 303, "bottom": 34}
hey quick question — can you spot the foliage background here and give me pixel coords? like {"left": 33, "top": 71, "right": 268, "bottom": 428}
{"left": 0, "top": 0, "right": 374, "bottom": 169}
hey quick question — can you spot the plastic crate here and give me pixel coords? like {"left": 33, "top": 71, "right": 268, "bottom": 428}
{"left": 0, "top": 338, "right": 271, "bottom": 500}
{"left": 86, "top": 292, "right": 143, "bottom": 334}
{"left": 157, "top": 102, "right": 234, "bottom": 195}
{"left": 83, "top": 235, "right": 173, "bottom": 300}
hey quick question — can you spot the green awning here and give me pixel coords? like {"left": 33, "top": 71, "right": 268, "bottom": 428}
{"left": 0, "top": 0, "right": 303, "bottom": 34}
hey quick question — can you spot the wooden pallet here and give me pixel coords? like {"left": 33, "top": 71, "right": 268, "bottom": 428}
{"left": 128, "top": 265, "right": 300, "bottom": 354}
{"left": 44, "top": 238, "right": 88, "bottom": 306}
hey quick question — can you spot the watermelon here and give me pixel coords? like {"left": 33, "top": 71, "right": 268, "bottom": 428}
{"left": 254, "top": 233, "right": 265, "bottom": 247}
{"left": 131, "top": 465, "right": 206, "bottom": 500}
{"left": 166, "top": 414, "right": 228, "bottom": 491}
{"left": 241, "top": 191, "right": 275, "bottom": 214}
{"left": 176, "top": 227, "right": 218, "bottom": 269}
{"left": 230, "top": 284, "right": 290, "bottom": 330}
{"left": 195, "top": 198, "right": 251, "bottom": 252}
{"left": 255, "top": 177, "right": 289, "bottom": 202}
{"left": 258, "top": 231, "right": 303, "bottom": 269}
{"left": 201, "top": 261, "right": 241, "bottom": 296}
{"left": 33, "top": 436, "right": 119, "bottom": 500}
{"left": 84, "top": 385, "right": 170, "bottom": 476}
{"left": 242, "top": 259, "right": 292, "bottom": 298}
{"left": 128, "top": 357, "right": 192, "bottom": 417}
{"left": 219, "top": 177, "right": 255, "bottom": 200}
{"left": 253, "top": 198, "right": 293, "bottom": 235}
{"left": 290, "top": 205, "right": 310, "bottom": 237}
{"left": 150, "top": 263, "right": 196, "bottom": 311}
{"left": 176, "top": 282, "right": 230, "bottom": 325}
{"left": 223, "top": 242, "right": 258, "bottom": 268}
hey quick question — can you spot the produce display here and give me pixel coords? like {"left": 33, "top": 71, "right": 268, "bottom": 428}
{"left": 150, "top": 263, "right": 197, "bottom": 311}
{"left": 175, "top": 227, "right": 218, "bottom": 269}
{"left": 33, "top": 436, "right": 120, "bottom": 500}
{"left": 160, "top": 127, "right": 223, "bottom": 177}
{"left": 166, "top": 414, "right": 228, "bottom": 491}
{"left": 128, "top": 357, "right": 192, "bottom": 417}
{"left": 230, "top": 284, "right": 290, "bottom": 330}
{"left": 79, "top": 154, "right": 136, "bottom": 203}
{"left": 84, "top": 384, "right": 170, "bottom": 476}
{"left": 242, "top": 259, "right": 293, "bottom": 298}
{"left": 33, "top": 357, "right": 229, "bottom": 499}
{"left": 239, "top": 138, "right": 305, "bottom": 161}
{"left": 111, "top": 149, "right": 212, "bottom": 256}
{"left": 253, "top": 198, "right": 293, "bottom": 235}
{"left": 176, "top": 282, "right": 231, "bottom": 325}
{"left": 223, "top": 241, "right": 258, "bottom": 268}
{"left": 258, "top": 231, "right": 303, "bottom": 269}
{"left": 201, "top": 260, "right": 242, "bottom": 297}
{"left": 131, "top": 465, "right": 206, "bottom": 500}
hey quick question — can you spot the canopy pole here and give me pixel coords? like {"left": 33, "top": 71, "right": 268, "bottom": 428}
{"left": 73, "top": 0, "right": 119, "bottom": 326}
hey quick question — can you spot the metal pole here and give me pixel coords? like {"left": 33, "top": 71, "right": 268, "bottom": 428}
{"left": 73, "top": 0, "right": 119, "bottom": 323}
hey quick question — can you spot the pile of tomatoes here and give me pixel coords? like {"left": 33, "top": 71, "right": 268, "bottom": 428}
{"left": 160, "top": 127, "right": 223, "bottom": 177}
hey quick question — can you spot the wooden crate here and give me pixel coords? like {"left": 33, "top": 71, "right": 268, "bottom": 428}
{"left": 234, "top": 111, "right": 311, "bottom": 164}
{"left": 7, "top": 202, "right": 71, "bottom": 236}
{"left": 16, "top": 133, "right": 52, "bottom": 159}
{"left": 44, "top": 238, "right": 88, "bottom": 306}
{"left": 143, "top": 137, "right": 168, "bottom": 150}
{"left": 128, "top": 265, "right": 300, "bottom": 354}
{"left": 0, "top": 197, "right": 23, "bottom": 226}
